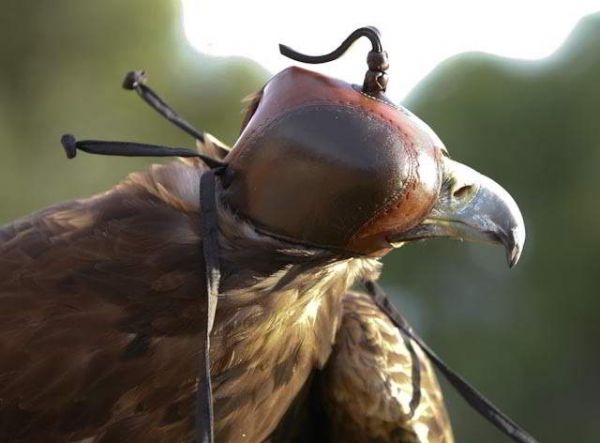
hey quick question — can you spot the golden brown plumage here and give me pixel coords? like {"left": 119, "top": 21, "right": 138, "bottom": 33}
{"left": 0, "top": 135, "right": 452, "bottom": 442}
{"left": 319, "top": 291, "right": 454, "bottom": 442}
{"left": 0, "top": 160, "right": 210, "bottom": 442}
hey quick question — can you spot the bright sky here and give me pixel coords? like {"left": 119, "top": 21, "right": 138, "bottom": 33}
{"left": 182, "top": 0, "right": 599, "bottom": 102}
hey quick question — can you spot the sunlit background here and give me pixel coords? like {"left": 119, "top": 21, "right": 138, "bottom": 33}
{"left": 1, "top": 1, "right": 599, "bottom": 441}
{"left": 183, "top": 0, "right": 600, "bottom": 100}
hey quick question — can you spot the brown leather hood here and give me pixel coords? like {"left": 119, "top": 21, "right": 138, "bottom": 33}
{"left": 222, "top": 67, "right": 443, "bottom": 256}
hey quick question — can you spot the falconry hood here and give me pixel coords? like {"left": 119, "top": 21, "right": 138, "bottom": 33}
{"left": 221, "top": 27, "right": 525, "bottom": 262}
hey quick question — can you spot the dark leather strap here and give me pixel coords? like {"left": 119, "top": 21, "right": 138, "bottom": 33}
{"left": 60, "top": 134, "right": 225, "bottom": 169}
{"left": 196, "top": 169, "right": 221, "bottom": 443}
{"left": 364, "top": 280, "right": 538, "bottom": 443}
{"left": 122, "top": 70, "right": 208, "bottom": 143}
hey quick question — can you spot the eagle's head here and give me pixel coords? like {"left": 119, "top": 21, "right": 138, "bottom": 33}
{"left": 221, "top": 66, "right": 524, "bottom": 266}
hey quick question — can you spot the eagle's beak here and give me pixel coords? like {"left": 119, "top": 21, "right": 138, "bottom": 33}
{"left": 389, "top": 157, "right": 526, "bottom": 267}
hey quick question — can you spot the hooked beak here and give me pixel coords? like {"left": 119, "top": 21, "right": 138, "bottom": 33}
{"left": 388, "top": 157, "right": 526, "bottom": 267}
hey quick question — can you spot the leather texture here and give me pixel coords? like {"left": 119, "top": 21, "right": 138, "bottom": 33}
{"left": 223, "top": 67, "right": 443, "bottom": 255}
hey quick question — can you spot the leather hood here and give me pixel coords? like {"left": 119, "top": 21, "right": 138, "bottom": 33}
{"left": 222, "top": 67, "right": 444, "bottom": 256}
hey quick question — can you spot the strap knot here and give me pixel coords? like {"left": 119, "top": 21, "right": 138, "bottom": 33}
{"left": 122, "top": 70, "right": 147, "bottom": 90}
{"left": 61, "top": 134, "right": 78, "bottom": 159}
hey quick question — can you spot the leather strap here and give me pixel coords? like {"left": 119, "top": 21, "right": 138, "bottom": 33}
{"left": 364, "top": 280, "right": 538, "bottom": 443}
{"left": 195, "top": 169, "right": 221, "bottom": 443}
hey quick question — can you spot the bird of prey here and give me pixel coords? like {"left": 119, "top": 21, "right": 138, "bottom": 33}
{"left": 0, "top": 30, "right": 527, "bottom": 443}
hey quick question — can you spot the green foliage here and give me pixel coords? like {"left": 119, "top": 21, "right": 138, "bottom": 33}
{"left": 0, "top": 2, "right": 598, "bottom": 442}
{"left": 0, "top": 0, "right": 268, "bottom": 221}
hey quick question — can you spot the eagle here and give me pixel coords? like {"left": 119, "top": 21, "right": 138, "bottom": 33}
{"left": 0, "top": 65, "right": 525, "bottom": 442}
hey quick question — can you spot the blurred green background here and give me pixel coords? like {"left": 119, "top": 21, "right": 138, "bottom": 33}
{"left": 1, "top": 1, "right": 598, "bottom": 442}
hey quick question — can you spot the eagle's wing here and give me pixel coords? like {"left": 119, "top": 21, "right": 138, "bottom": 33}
{"left": 318, "top": 291, "right": 454, "bottom": 443}
{"left": 0, "top": 159, "right": 210, "bottom": 442}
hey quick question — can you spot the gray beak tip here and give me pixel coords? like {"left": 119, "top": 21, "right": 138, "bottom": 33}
{"left": 506, "top": 225, "right": 525, "bottom": 268}
{"left": 508, "top": 246, "right": 521, "bottom": 268}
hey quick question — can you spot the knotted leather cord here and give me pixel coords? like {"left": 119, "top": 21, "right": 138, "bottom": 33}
{"left": 364, "top": 280, "right": 538, "bottom": 443}
{"left": 279, "top": 26, "right": 389, "bottom": 95}
{"left": 60, "top": 69, "right": 538, "bottom": 443}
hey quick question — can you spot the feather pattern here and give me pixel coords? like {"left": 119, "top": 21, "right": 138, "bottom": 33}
{"left": 0, "top": 157, "right": 388, "bottom": 442}
{"left": 318, "top": 292, "right": 454, "bottom": 443}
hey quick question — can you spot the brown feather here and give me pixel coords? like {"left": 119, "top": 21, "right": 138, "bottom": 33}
{"left": 317, "top": 291, "right": 454, "bottom": 443}
{"left": 0, "top": 157, "right": 380, "bottom": 442}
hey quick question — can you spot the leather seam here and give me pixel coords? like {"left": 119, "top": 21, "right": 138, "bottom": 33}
{"left": 232, "top": 101, "right": 418, "bottom": 250}
{"left": 348, "top": 141, "right": 417, "bottom": 244}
